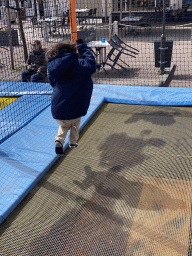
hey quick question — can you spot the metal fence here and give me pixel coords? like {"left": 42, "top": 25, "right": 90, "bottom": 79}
{"left": 0, "top": 1, "right": 191, "bottom": 86}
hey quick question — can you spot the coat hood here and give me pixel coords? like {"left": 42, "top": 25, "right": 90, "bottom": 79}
{"left": 47, "top": 53, "right": 77, "bottom": 79}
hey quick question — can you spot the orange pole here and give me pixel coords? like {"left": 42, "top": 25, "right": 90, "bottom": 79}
{"left": 69, "top": 0, "right": 77, "bottom": 42}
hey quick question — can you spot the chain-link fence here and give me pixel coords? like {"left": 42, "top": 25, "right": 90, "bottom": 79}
{"left": 0, "top": 0, "right": 191, "bottom": 85}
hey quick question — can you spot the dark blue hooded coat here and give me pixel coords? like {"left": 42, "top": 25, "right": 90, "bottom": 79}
{"left": 47, "top": 43, "right": 97, "bottom": 120}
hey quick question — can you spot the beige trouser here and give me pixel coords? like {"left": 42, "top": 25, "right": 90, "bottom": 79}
{"left": 55, "top": 117, "right": 81, "bottom": 145}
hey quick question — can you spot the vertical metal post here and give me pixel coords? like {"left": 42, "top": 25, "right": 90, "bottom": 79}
{"left": 109, "top": 13, "right": 112, "bottom": 39}
{"left": 113, "top": 21, "right": 118, "bottom": 36}
{"left": 109, "top": 0, "right": 113, "bottom": 39}
{"left": 120, "top": 0, "right": 122, "bottom": 21}
{"left": 69, "top": 0, "right": 77, "bottom": 43}
{"left": 43, "top": 21, "right": 48, "bottom": 42}
{"left": 129, "top": 0, "right": 132, "bottom": 17}
{"left": 160, "top": 0, "right": 166, "bottom": 74}
{"left": 105, "top": 0, "right": 107, "bottom": 23}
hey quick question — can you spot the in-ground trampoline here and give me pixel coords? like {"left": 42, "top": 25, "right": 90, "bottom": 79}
{"left": 0, "top": 83, "right": 192, "bottom": 255}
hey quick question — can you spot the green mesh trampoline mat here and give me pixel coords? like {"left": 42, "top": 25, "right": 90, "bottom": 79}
{"left": 1, "top": 103, "right": 192, "bottom": 256}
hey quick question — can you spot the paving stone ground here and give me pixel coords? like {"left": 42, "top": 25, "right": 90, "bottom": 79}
{"left": 0, "top": 18, "right": 191, "bottom": 87}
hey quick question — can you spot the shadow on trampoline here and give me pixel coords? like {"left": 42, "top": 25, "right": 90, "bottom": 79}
{"left": 125, "top": 106, "right": 192, "bottom": 124}
{"left": 1, "top": 103, "right": 192, "bottom": 255}
{"left": 74, "top": 162, "right": 186, "bottom": 212}
{"left": 125, "top": 109, "right": 180, "bottom": 126}
{"left": 29, "top": 131, "right": 186, "bottom": 255}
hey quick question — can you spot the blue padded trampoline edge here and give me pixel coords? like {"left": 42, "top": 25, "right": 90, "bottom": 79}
{"left": 0, "top": 95, "right": 105, "bottom": 224}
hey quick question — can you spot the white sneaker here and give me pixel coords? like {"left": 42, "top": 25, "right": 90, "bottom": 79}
{"left": 69, "top": 143, "right": 78, "bottom": 149}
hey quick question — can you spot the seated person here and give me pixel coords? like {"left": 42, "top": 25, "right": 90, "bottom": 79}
{"left": 22, "top": 40, "right": 47, "bottom": 82}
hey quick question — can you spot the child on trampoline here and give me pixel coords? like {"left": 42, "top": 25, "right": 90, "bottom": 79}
{"left": 46, "top": 39, "right": 97, "bottom": 155}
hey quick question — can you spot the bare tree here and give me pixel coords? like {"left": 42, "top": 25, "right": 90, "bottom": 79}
{"left": 6, "top": 0, "right": 28, "bottom": 64}
{"left": 6, "top": 0, "right": 14, "bottom": 69}
{"left": 14, "top": 0, "right": 28, "bottom": 62}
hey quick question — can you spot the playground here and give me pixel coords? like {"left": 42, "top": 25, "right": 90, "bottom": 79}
{"left": 0, "top": 1, "right": 192, "bottom": 255}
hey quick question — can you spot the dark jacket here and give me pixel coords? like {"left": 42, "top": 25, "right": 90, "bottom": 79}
{"left": 27, "top": 49, "right": 47, "bottom": 75}
{"left": 47, "top": 43, "right": 97, "bottom": 120}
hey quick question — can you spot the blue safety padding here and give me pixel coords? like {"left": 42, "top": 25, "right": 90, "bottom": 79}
{"left": 0, "top": 95, "right": 51, "bottom": 144}
{"left": 94, "top": 84, "right": 192, "bottom": 106}
{"left": 0, "top": 81, "right": 52, "bottom": 96}
{"left": 1, "top": 81, "right": 192, "bottom": 106}
{"left": 0, "top": 84, "right": 192, "bottom": 224}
